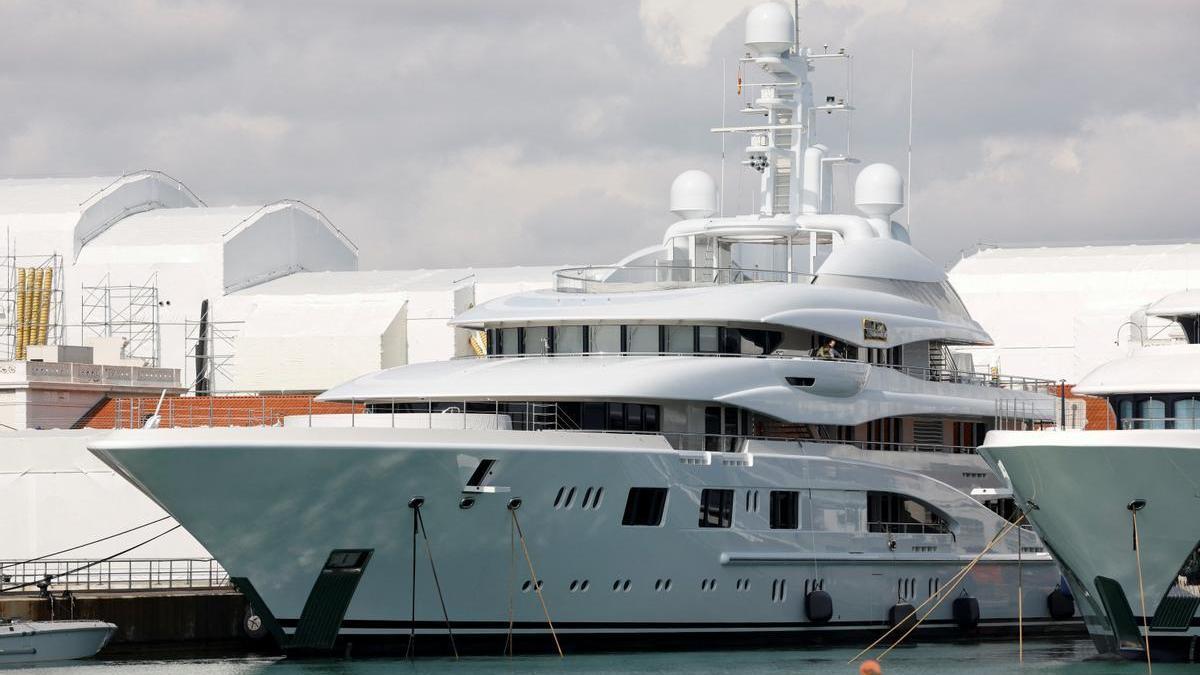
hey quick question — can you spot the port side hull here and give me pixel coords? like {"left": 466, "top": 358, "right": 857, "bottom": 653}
{"left": 91, "top": 427, "right": 1074, "bottom": 654}
{"left": 981, "top": 431, "right": 1200, "bottom": 662}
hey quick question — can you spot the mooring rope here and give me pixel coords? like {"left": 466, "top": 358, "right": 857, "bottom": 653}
{"left": 510, "top": 506, "right": 563, "bottom": 657}
{"left": 415, "top": 507, "right": 458, "bottom": 659}
{"left": 850, "top": 513, "right": 1026, "bottom": 664}
{"left": 0, "top": 524, "right": 181, "bottom": 593}
{"left": 1131, "top": 505, "right": 1153, "bottom": 673}
{"left": 0, "top": 515, "right": 172, "bottom": 571}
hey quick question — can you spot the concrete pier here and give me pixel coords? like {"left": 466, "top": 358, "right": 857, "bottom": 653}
{"left": 0, "top": 589, "right": 272, "bottom": 654}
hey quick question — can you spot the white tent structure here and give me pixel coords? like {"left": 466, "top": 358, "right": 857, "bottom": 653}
{"left": 221, "top": 266, "right": 566, "bottom": 391}
{"left": 949, "top": 242, "right": 1200, "bottom": 384}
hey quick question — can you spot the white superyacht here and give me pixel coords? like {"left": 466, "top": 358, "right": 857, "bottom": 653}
{"left": 89, "top": 3, "right": 1076, "bottom": 655}
{"left": 982, "top": 290, "right": 1200, "bottom": 662}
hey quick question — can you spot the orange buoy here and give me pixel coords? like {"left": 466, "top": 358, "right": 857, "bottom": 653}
{"left": 859, "top": 659, "right": 882, "bottom": 675}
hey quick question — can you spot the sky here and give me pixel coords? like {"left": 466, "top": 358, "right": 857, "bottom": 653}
{"left": 0, "top": 0, "right": 1197, "bottom": 270}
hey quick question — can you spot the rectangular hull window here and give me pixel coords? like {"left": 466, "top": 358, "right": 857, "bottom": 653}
{"left": 770, "top": 490, "right": 800, "bottom": 529}
{"left": 699, "top": 488, "right": 734, "bottom": 528}
{"left": 622, "top": 487, "right": 668, "bottom": 526}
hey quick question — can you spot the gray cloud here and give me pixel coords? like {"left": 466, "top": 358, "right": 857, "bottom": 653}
{"left": 0, "top": 0, "right": 1196, "bottom": 270}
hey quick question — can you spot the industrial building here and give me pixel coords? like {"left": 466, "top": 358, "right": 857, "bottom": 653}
{"left": 0, "top": 171, "right": 561, "bottom": 429}
{"left": 949, "top": 242, "right": 1200, "bottom": 385}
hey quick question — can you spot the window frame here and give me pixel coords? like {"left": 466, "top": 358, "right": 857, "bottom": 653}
{"left": 621, "top": 487, "right": 668, "bottom": 526}
{"left": 699, "top": 488, "right": 734, "bottom": 528}
{"left": 769, "top": 490, "right": 800, "bottom": 530}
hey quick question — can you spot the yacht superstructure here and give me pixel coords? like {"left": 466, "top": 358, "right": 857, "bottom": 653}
{"left": 89, "top": 3, "right": 1076, "bottom": 655}
{"left": 981, "top": 290, "right": 1200, "bottom": 662}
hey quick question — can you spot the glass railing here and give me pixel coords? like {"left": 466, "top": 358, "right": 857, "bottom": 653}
{"left": 553, "top": 265, "right": 813, "bottom": 293}
{"left": 1119, "top": 417, "right": 1200, "bottom": 430}
{"left": 454, "top": 350, "right": 1059, "bottom": 394}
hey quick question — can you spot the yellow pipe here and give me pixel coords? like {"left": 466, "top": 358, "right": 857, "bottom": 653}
{"left": 30, "top": 269, "right": 43, "bottom": 348}
{"left": 26, "top": 269, "right": 39, "bottom": 352}
{"left": 37, "top": 267, "right": 51, "bottom": 346}
{"left": 14, "top": 268, "right": 26, "bottom": 359}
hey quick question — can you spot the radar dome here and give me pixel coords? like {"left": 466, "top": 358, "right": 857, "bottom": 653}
{"left": 854, "top": 162, "right": 904, "bottom": 221}
{"left": 669, "top": 170, "right": 718, "bottom": 220}
{"left": 744, "top": 3, "right": 794, "bottom": 57}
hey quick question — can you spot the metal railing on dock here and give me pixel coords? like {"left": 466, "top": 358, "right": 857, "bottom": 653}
{"left": 0, "top": 557, "right": 229, "bottom": 593}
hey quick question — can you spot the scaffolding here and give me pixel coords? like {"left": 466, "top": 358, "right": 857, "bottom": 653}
{"left": 184, "top": 312, "right": 239, "bottom": 394}
{"left": 81, "top": 274, "right": 161, "bottom": 367}
{"left": 0, "top": 254, "right": 64, "bottom": 361}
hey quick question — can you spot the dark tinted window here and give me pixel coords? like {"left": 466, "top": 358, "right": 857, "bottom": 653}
{"left": 643, "top": 405, "right": 660, "bottom": 432}
{"left": 867, "top": 492, "right": 949, "bottom": 534}
{"left": 622, "top": 487, "right": 668, "bottom": 526}
{"left": 607, "top": 402, "right": 625, "bottom": 429}
{"left": 699, "top": 489, "right": 734, "bottom": 528}
{"left": 770, "top": 490, "right": 800, "bottom": 529}
{"left": 626, "top": 403, "right": 643, "bottom": 431}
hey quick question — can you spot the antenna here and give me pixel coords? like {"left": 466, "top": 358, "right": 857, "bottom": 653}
{"left": 793, "top": 0, "right": 800, "bottom": 53}
{"left": 906, "top": 49, "right": 915, "bottom": 231}
{"left": 720, "top": 58, "right": 727, "bottom": 217}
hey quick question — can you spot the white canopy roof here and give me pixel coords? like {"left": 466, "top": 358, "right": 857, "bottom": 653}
{"left": 1073, "top": 346, "right": 1200, "bottom": 396}
{"left": 1146, "top": 289, "right": 1200, "bottom": 319}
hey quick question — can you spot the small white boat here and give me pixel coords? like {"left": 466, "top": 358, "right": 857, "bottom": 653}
{"left": 0, "top": 619, "right": 116, "bottom": 666}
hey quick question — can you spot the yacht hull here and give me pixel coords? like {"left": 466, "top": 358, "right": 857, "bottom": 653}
{"left": 91, "top": 427, "right": 1074, "bottom": 655}
{"left": 981, "top": 430, "right": 1200, "bottom": 662}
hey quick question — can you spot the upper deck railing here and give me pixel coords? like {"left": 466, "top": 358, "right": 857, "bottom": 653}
{"left": 453, "top": 351, "right": 1058, "bottom": 394}
{"left": 554, "top": 265, "right": 813, "bottom": 293}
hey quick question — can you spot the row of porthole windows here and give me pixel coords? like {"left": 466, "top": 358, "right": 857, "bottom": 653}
{"left": 529, "top": 576, "right": 834, "bottom": 598}
{"left": 553, "top": 486, "right": 604, "bottom": 510}
{"left": 770, "top": 578, "right": 788, "bottom": 603}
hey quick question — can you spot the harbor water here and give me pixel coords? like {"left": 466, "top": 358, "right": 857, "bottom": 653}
{"left": 18, "top": 640, "right": 1193, "bottom": 674}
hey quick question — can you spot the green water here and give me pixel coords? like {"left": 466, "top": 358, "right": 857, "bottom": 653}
{"left": 13, "top": 640, "right": 1190, "bottom": 674}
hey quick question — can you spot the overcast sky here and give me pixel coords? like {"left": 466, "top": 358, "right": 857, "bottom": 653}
{"left": 1, "top": 0, "right": 1197, "bottom": 269}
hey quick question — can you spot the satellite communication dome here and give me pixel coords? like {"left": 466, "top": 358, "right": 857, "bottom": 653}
{"left": 854, "top": 163, "right": 904, "bottom": 220}
{"left": 669, "top": 170, "right": 718, "bottom": 220}
{"left": 744, "top": 3, "right": 795, "bottom": 57}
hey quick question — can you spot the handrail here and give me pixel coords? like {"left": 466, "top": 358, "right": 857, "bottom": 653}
{"left": 449, "top": 351, "right": 1057, "bottom": 391}
{"left": 553, "top": 265, "right": 814, "bottom": 293}
{"left": 1118, "top": 417, "right": 1200, "bottom": 430}
{"left": 107, "top": 396, "right": 986, "bottom": 455}
{"left": 0, "top": 557, "right": 228, "bottom": 593}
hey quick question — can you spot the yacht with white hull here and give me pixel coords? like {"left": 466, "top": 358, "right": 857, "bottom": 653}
{"left": 981, "top": 290, "right": 1200, "bottom": 662}
{"left": 89, "top": 3, "right": 1077, "bottom": 655}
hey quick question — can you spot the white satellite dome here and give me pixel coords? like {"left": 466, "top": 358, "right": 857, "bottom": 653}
{"left": 854, "top": 162, "right": 904, "bottom": 221}
{"left": 669, "top": 170, "right": 718, "bottom": 220}
{"left": 744, "top": 3, "right": 794, "bottom": 57}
